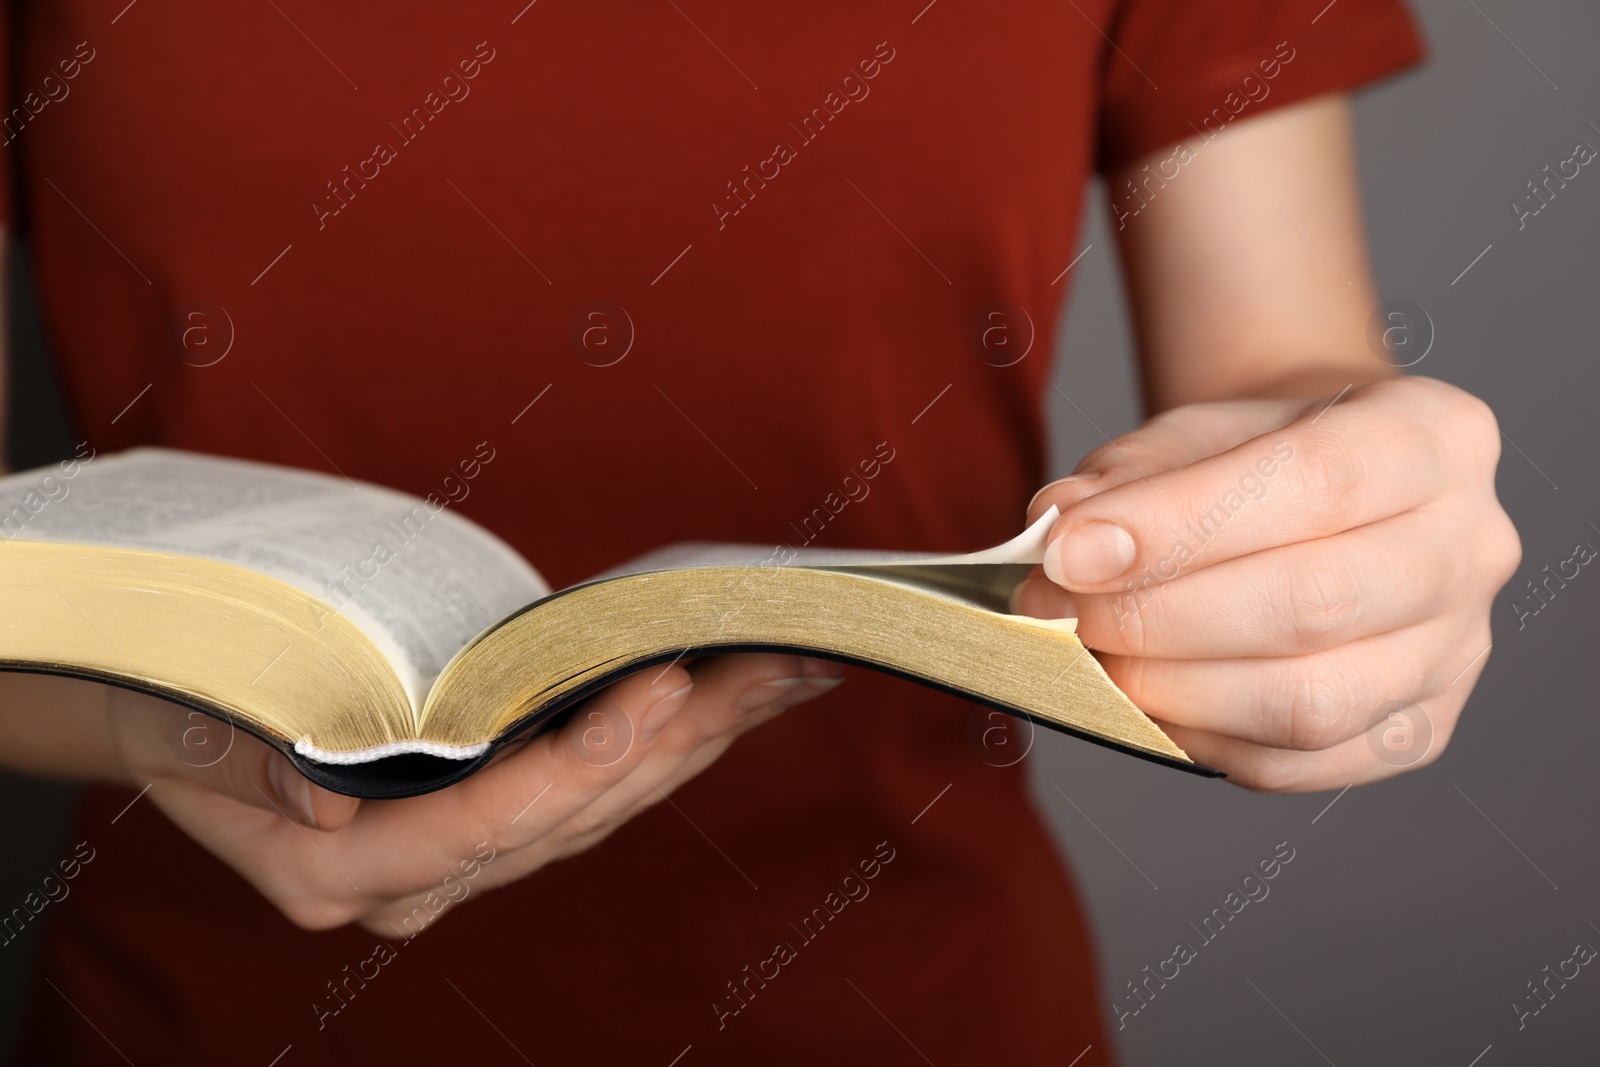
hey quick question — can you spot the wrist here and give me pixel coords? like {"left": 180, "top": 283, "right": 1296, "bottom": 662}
{"left": 1231, "top": 362, "right": 1396, "bottom": 405}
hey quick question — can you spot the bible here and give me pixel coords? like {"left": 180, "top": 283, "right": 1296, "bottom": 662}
{"left": 0, "top": 448, "right": 1215, "bottom": 796}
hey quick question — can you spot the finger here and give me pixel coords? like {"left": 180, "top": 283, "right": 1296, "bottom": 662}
{"left": 541, "top": 653, "right": 846, "bottom": 855}
{"left": 1158, "top": 681, "right": 1466, "bottom": 793}
{"left": 681, "top": 652, "right": 846, "bottom": 732}
{"left": 595, "top": 664, "right": 832, "bottom": 812}
{"left": 1027, "top": 399, "right": 1301, "bottom": 524}
{"left": 340, "top": 653, "right": 843, "bottom": 893}
{"left": 108, "top": 689, "right": 359, "bottom": 830}
{"left": 349, "top": 663, "right": 698, "bottom": 866}
{"left": 1097, "top": 616, "right": 1489, "bottom": 751}
{"left": 360, "top": 654, "right": 841, "bottom": 934}
{"left": 1040, "top": 379, "right": 1477, "bottom": 593}
{"left": 1017, "top": 509, "right": 1459, "bottom": 659}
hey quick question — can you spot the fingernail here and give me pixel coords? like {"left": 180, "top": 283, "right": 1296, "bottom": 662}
{"left": 1027, "top": 472, "right": 1102, "bottom": 514}
{"left": 269, "top": 756, "right": 318, "bottom": 829}
{"left": 774, "top": 675, "right": 844, "bottom": 710}
{"left": 1010, "top": 575, "right": 1076, "bottom": 619}
{"left": 798, "top": 656, "right": 846, "bottom": 681}
{"left": 642, "top": 683, "right": 694, "bottom": 742}
{"left": 1044, "top": 521, "right": 1136, "bottom": 587}
{"left": 737, "top": 677, "right": 808, "bottom": 714}
{"left": 1008, "top": 577, "right": 1032, "bottom": 614}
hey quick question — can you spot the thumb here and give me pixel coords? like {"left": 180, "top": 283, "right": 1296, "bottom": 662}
{"left": 109, "top": 688, "right": 361, "bottom": 830}
{"left": 1027, "top": 398, "right": 1302, "bottom": 525}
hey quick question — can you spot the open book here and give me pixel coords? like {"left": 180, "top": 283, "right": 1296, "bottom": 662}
{"left": 0, "top": 449, "right": 1213, "bottom": 796}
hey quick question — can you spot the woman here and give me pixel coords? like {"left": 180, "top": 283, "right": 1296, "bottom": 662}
{"left": 0, "top": 1, "right": 1517, "bottom": 1063}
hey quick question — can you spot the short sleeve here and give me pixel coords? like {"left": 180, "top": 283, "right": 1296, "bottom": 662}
{"left": 1096, "top": 0, "right": 1425, "bottom": 172}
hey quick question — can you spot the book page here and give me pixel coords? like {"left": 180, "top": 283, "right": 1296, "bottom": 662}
{"left": 585, "top": 507, "right": 1064, "bottom": 618}
{"left": 0, "top": 449, "right": 549, "bottom": 706}
{"left": 594, "top": 506, "right": 1060, "bottom": 576}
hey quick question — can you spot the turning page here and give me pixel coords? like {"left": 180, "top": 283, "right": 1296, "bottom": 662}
{"left": 595, "top": 506, "right": 1061, "bottom": 575}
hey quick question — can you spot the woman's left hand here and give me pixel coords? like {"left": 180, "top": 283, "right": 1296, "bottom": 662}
{"left": 1016, "top": 376, "right": 1521, "bottom": 792}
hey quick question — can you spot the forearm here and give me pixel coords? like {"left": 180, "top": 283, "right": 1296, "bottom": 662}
{"left": 1109, "top": 95, "right": 1393, "bottom": 413}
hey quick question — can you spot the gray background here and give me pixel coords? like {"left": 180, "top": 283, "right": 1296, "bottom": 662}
{"left": 3, "top": 0, "right": 1597, "bottom": 1063}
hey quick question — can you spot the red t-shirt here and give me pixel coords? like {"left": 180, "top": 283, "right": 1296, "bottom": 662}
{"left": 7, "top": 2, "right": 1419, "bottom": 1063}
